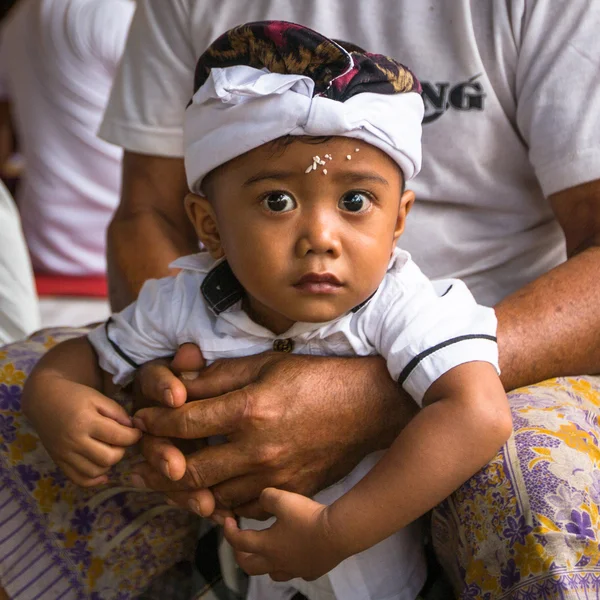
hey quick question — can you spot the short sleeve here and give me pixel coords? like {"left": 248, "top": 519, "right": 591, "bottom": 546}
{"left": 367, "top": 264, "right": 499, "bottom": 406}
{"left": 98, "top": 0, "right": 196, "bottom": 156}
{"left": 88, "top": 276, "right": 179, "bottom": 385}
{"left": 66, "top": 0, "right": 136, "bottom": 74}
{"left": 514, "top": 0, "right": 600, "bottom": 196}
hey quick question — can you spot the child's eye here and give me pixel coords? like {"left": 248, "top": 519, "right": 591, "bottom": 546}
{"left": 338, "top": 192, "right": 372, "bottom": 213}
{"left": 261, "top": 192, "right": 297, "bottom": 213}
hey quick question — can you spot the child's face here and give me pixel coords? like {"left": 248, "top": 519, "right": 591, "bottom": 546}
{"left": 186, "top": 137, "right": 414, "bottom": 334}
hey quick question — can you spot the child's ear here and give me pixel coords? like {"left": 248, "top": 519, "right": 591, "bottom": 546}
{"left": 184, "top": 193, "right": 225, "bottom": 259}
{"left": 392, "top": 189, "right": 415, "bottom": 245}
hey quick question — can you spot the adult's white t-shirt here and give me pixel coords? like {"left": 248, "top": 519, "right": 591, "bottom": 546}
{"left": 99, "top": 0, "right": 600, "bottom": 307}
{"left": 0, "top": 0, "right": 135, "bottom": 276}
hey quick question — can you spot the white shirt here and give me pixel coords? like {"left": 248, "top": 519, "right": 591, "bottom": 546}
{"left": 0, "top": 181, "right": 39, "bottom": 344}
{"left": 88, "top": 249, "right": 498, "bottom": 401}
{"left": 99, "top": 0, "right": 600, "bottom": 307}
{"left": 88, "top": 248, "right": 498, "bottom": 599}
{"left": 0, "top": 0, "right": 135, "bottom": 276}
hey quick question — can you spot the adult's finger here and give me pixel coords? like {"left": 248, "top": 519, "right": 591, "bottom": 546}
{"left": 212, "top": 473, "right": 279, "bottom": 511}
{"left": 164, "top": 488, "right": 216, "bottom": 517}
{"left": 139, "top": 434, "right": 187, "bottom": 481}
{"left": 179, "top": 353, "right": 275, "bottom": 401}
{"left": 232, "top": 499, "right": 268, "bottom": 520}
{"left": 133, "top": 387, "right": 250, "bottom": 439}
{"left": 133, "top": 442, "right": 251, "bottom": 491}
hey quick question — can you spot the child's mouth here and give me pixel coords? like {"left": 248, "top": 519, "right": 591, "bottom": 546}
{"left": 293, "top": 273, "right": 343, "bottom": 293}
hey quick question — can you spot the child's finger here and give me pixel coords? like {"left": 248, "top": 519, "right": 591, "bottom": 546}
{"left": 270, "top": 571, "right": 294, "bottom": 583}
{"left": 58, "top": 455, "right": 109, "bottom": 483}
{"left": 94, "top": 395, "right": 135, "bottom": 427}
{"left": 233, "top": 549, "right": 274, "bottom": 577}
{"left": 60, "top": 463, "right": 108, "bottom": 488}
{"left": 80, "top": 438, "right": 127, "bottom": 467}
{"left": 223, "top": 517, "right": 265, "bottom": 554}
{"left": 90, "top": 417, "right": 143, "bottom": 447}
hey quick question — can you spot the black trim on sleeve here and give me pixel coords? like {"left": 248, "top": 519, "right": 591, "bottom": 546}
{"left": 104, "top": 318, "right": 141, "bottom": 369}
{"left": 397, "top": 334, "right": 497, "bottom": 385}
{"left": 441, "top": 284, "right": 453, "bottom": 297}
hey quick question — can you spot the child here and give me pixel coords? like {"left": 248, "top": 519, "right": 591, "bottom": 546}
{"left": 22, "top": 22, "right": 511, "bottom": 600}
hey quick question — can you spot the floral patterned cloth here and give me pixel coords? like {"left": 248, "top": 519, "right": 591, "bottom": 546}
{"left": 0, "top": 328, "right": 202, "bottom": 600}
{"left": 2, "top": 327, "right": 600, "bottom": 599}
{"left": 432, "top": 376, "right": 600, "bottom": 599}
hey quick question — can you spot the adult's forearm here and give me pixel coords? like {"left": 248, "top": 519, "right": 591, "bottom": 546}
{"left": 107, "top": 209, "right": 197, "bottom": 310}
{"left": 107, "top": 152, "right": 197, "bottom": 310}
{"left": 495, "top": 246, "right": 600, "bottom": 391}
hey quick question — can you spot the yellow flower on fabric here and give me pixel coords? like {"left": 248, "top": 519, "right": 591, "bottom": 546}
{"left": 9, "top": 432, "right": 38, "bottom": 462}
{"left": 565, "top": 377, "right": 599, "bottom": 405}
{"left": 513, "top": 535, "right": 550, "bottom": 578}
{"left": 0, "top": 363, "right": 25, "bottom": 386}
{"left": 554, "top": 424, "right": 599, "bottom": 456}
{"left": 0, "top": 350, "right": 7, "bottom": 361}
{"left": 64, "top": 530, "right": 80, "bottom": 548}
{"left": 43, "top": 336, "right": 58, "bottom": 350}
{"left": 34, "top": 477, "right": 59, "bottom": 511}
{"left": 466, "top": 557, "right": 498, "bottom": 592}
{"left": 88, "top": 557, "right": 104, "bottom": 588}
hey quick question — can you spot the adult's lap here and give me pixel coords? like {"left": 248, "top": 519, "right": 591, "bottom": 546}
{"left": 0, "top": 328, "right": 201, "bottom": 600}
{"left": 433, "top": 375, "right": 600, "bottom": 599}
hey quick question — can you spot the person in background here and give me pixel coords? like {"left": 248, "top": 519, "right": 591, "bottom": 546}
{"left": 1, "top": 1, "right": 600, "bottom": 598}
{"left": 0, "top": 0, "right": 135, "bottom": 328}
{"left": 0, "top": 178, "right": 39, "bottom": 344}
{"left": 100, "top": 1, "right": 600, "bottom": 598}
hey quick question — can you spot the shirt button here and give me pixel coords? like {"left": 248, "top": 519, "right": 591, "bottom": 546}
{"left": 273, "top": 338, "right": 294, "bottom": 353}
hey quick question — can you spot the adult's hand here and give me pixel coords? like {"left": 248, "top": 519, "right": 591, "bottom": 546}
{"left": 131, "top": 350, "right": 418, "bottom": 520}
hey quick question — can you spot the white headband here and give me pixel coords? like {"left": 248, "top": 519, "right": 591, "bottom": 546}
{"left": 184, "top": 65, "right": 424, "bottom": 194}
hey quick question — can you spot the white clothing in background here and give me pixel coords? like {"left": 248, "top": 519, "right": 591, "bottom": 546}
{"left": 38, "top": 297, "right": 110, "bottom": 329}
{"left": 0, "top": 0, "right": 135, "bottom": 277}
{"left": 0, "top": 180, "right": 39, "bottom": 344}
{"left": 100, "top": 0, "right": 600, "bottom": 307}
{"left": 88, "top": 248, "right": 499, "bottom": 600}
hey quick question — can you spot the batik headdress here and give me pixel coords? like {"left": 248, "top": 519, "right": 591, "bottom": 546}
{"left": 184, "top": 21, "right": 424, "bottom": 193}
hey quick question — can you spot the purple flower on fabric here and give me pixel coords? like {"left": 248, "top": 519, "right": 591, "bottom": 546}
{"left": 15, "top": 464, "right": 41, "bottom": 491}
{"left": 500, "top": 559, "right": 521, "bottom": 589}
{"left": 71, "top": 506, "right": 96, "bottom": 535}
{"left": 463, "top": 583, "right": 484, "bottom": 599}
{"left": 547, "top": 484, "right": 585, "bottom": 522}
{"left": 0, "top": 384, "right": 21, "bottom": 410}
{"left": 566, "top": 510, "right": 595, "bottom": 541}
{"left": 0, "top": 414, "right": 16, "bottom": 443}
{"left": 503, "top": 515, "right": 534, "bottom": 548}
{"left": 69, "top": 540, "right": 91, "bottom": 567}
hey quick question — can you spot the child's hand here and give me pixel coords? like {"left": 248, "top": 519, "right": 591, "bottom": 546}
{"left": 223, "top": 488, "right": 345, "bottom": 582}
{"left": 25, "top": 380, "right": 142, "bottom": 487}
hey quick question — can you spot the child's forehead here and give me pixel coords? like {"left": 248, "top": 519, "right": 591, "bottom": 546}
{"left": 203, "top": 136, "right": 403, "bottom": 194}
{"left": 238, "top": 136, "right": 391, "bottom": 167}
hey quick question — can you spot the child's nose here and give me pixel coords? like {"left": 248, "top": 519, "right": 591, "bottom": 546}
{"left": 294, "top": 213, "right": 342, "bottom": 257}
